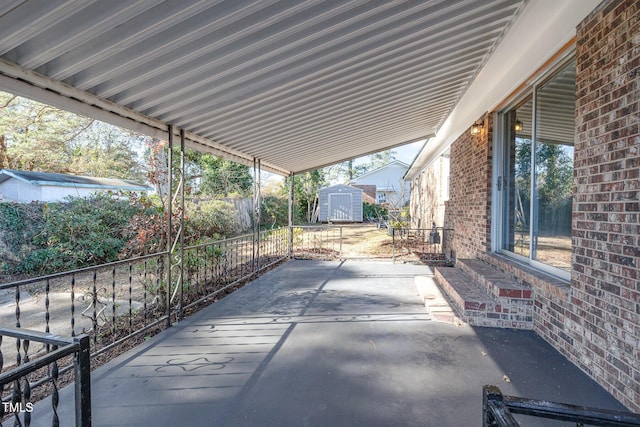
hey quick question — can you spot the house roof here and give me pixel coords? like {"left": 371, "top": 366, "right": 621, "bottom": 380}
{"left": 349, "top": 160, "right": 410, "bottom": 183}
{"left": 0, "top": 169, "right": 152, "bottom": 192}
{"left": 0, "top": 1, "right": 598, "bottom": 176}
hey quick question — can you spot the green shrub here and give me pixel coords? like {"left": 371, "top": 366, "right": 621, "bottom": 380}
{"left": 0, "top": 202, "right": 44, "bottom": 272}
{"left": 1, "top": 193, "right": 146, "bottom": 275}
{"left": 261, "top": 195, "right": 290, "bottom": 228}
{"left": 363, "top": 203, "right": 387, "bottom": 220}
{"left": 185, "top": 199, "right": 235, "bottom": 242}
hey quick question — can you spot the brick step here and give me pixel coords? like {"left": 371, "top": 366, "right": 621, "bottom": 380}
{"left": 415, "top": 275, "right": 462, "bottom": 325}
{"left": 434, "top": 265, "right": 533, "bottom": 329}
{"left": 457, "top": 258, "right": 532, "bottom": 300}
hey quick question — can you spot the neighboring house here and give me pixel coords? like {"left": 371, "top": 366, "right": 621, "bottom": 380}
{"left": 349, "top": 161, "right": 410, "bottom": 207}
{"left": 405, "top": 2, "right": 639, "bottom": 412}
{"left": 0, "top": 169, "right": 152, "bottom": 203}
{"left": 350, "top": 184, "right": 376, "bottom": 204}
{"left": 318, "top": 184, "right": 363, "bottom": 223}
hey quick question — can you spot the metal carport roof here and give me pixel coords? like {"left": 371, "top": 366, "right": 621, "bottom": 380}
{"left": 1, "top": 0, "right": 525, "bottom": 175}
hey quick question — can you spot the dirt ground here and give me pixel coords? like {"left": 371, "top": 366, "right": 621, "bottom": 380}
{"left": 334, "top": 224, "right": 395, "bottom": 258}
{"left": 298, "top": 223, "right": 431, "bottom": 262}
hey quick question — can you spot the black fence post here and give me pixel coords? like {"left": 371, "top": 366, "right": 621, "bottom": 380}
{"left": 74, "top": 334, "right": 92, "bottom": 427}
{"left": 392, "top": 227, "right": 395, "bottom": 263}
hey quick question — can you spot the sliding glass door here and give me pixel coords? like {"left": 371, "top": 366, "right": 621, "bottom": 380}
{"left": 496, "top": 59, "right": 575, "bottom": 278}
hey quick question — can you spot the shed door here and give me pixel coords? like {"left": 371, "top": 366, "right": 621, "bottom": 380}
{"left": 329, "top": 193, "right": 352, "bottom": 221}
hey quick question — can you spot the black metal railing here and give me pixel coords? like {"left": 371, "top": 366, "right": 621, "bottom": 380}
{"left": 0, "top": 228, "right": 289, "bottom": 366}
{"left": 483, "top": 385, "right": 640, "bottom": 427}
{"left": 291, "top": 226, "right": 343, "bottom": 260}
{"left": 0, "top": 228, "right": 290, "bottom": 423}
{"left": 391, "top": 227, "right": 453, "bottom": 265}
{"left": 0, "top": 252, "right": 169, "bottom": 362}
{"left": 180, "top": 228, "right": 289, "bottom": 314}
{"left": 0, "top": 327, "right": 91, "bottom": 427}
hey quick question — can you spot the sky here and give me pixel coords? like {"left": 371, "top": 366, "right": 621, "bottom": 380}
{"left": 380, "top": 140, "right": 424, "bottom": 165}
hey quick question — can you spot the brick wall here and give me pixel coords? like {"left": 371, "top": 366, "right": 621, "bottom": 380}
{"left": 408, "top": 0, "right": 639, "bottom": 411}
{"left": 409, "top": 155, "right": 449, "bottom": 230}
{"left": 442, "top": 112, "right": 493, "bottom": 260}
{"left": 547, "top": 0, "right": 639, "bottom": 411}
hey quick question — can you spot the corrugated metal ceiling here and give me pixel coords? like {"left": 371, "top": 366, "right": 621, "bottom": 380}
{"left": 0, "top": 0, "right": 525, "bottom": 175}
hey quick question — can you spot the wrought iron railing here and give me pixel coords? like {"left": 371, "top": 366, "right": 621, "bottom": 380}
{"left": 291, "top": 226, "right": 343, "bottom": 260}
{"left": 483, "top": 385, "right": 640, "bottom": 426}
{"left": 0, "top": 228, "right": 289, "bottom": 366}
{"left": 0, "top": 327, "right": 91, "bottom": 427}
{"left": 0, "top": 252, "right": 169, "bottom": 362}
{"left": 0, "top": 228, "right": 290, "bottom": 422}
{"left": 179, "top": 228, "right": 289, "bottom": 315}
{"left": 391, "top": 227, "right": 453, "bottom": 265}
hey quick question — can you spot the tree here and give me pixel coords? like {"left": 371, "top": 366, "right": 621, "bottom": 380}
{"left": 68, "top": 121, "right": 146, "bottom": 181}
{"left": 535, "top": 144, "right": 573, "bottom": 207}
{"left": 0, "top": 92, "right": 94, "bottom": 172}
{"left": 0, "top": 91, "right": 151, "bottom": 182}
{"left": 323, "top": 149, "right": 397, "bottom": 183}
{"left": 515, "top": 139, "right": 573, "bottom": 234}
{"left": 294, "top": 170, "right": 326, "bottom": 223}
{"left": 367, "top": 149, "right": 397, "bottom": 170}
{"left": 198, "top": 154, "right": 253, "bottom": 197}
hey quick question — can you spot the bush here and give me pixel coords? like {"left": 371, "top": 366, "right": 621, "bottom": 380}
{"left": 185, "top": 199, "right": 235, "bottom": 242}
{"left": 261, "top": 195, "right": 290, "bottom": 228}
{"left": 363, "top": 203, "right": 387, "bottom": 221}
{"left": 0, "top": 193, "right": 146, "bottom": 275}
{"left": 0, "top": 202, "right": 44, "bottom": 272}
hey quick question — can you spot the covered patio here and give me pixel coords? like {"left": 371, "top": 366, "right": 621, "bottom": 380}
{"left": 33, "top": 260, "right": 626, "bottom": 426}
{"left": 2, "top": 0, "right": 638, "bottom": 424}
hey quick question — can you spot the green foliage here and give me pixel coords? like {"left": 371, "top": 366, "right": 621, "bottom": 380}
{"left": 0, "top": 202, "right": 43, "bottom": 271}
{"left": 535, "top": 144, "right": 573, "bottom": 207}
{"left": 323, "top": 150, "right": 397, "bottom": 182}
{"left": 198, "top": 155, "right": 253, "bottom": 197}
{"left": 261, "top": 194, "right": 291, "bottom": 228}
{"left": 0, "top": 193, "right": 146, "bottom": 275}
{"left": 293, "top": 170, "right": 325, "bottom": 223}
{"left": 515, "top": 139, "right": 573, "bottom": 233}
{"left": 119, "top": 194, "right": 167, "bottom": 258}
{"left": 68, "top": 122, "right": 146, "bottom": 181}
{"left": 185, "top": 199, "right": 235, "bottom": 241}
{"left": 363, "top": 202, "right": 387, "bottom": 220}
{"left": 389, "top": 220, "right": 408, "bottom": 229}
{"left": 0, "top": 92, "right": 94, "bottom": 171}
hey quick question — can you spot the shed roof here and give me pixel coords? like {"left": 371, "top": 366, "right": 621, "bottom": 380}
{"left": 319, "top": 184, "right": 363, "bottom": 194}
{"left": 0, "top": 1, "right": 597, "bottom": 176}
{"left": 0, "top": 169, "right": 152, "bottom": 192}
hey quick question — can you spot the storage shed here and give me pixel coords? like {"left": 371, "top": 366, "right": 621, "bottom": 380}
{"left": 318, "top": 184, "right": 363, "bottom": 223}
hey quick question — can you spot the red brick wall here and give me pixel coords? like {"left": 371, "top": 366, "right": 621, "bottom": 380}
{"left": 443, "top": 112, "right": 493, "bottom": 260}
{"left": 409, "top": 155, "right": 449, "bottom": 230}
{"left": 561, "top": 0, "right": 639, "bottom": 410}
{"left": 409, "top": 0, "right": 639, "bottom": 411}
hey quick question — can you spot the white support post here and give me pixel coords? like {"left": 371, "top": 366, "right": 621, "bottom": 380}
{"left": 288, "top": 174, "right": 294, "bottom": 258}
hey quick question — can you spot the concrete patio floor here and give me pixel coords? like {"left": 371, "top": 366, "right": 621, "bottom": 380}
{"left": 33, "top": 259, "right": 626, "bottom": 426}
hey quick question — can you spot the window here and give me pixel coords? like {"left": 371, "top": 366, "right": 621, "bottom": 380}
{"left": 377, "top": 192, "right": 387, "bottom": 204}
{"left": 495, "top": 58, "right": 575, "bottom": 279}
